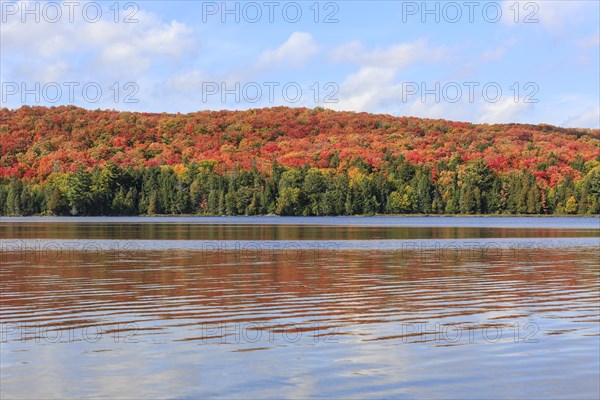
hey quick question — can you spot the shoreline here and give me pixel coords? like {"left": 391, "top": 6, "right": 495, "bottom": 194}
{"left": 2, "top": 213, "right": 598, "bottom": 218}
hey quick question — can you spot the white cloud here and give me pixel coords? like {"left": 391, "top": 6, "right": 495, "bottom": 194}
{"left": 255, "top": 32, "right": 318, "bottom": 69}
{"left": 90, "top": 20, "right": 196, "bottom": 77}
{"left": 329, "top": 38, "right": 449, "bottom": 69}
{"left": 159, "top": 32, "right": 321, "bottom": 110}
{"left": 39, "top": 62, "right": 72, "bottom": 82}
{"left": 329, "top": 67, "right": 402, "bottom": 112}
{"left": 577, "top": 30, "right": 600, "bottom": 49}
{"left": 533, "top": 1, "right": 587, "bottom": 29}
{"left": 328, "top": 39, "right": 453, "bottom": 113}
{"left": 479, "top": 47, "right": 507, "bottom": 62}
{"left": 501, "top": 0, "right": 593, "bottom": 31}
{"left": 164, "top": 70, "right": 212, "bottom": 93}
{"left": 478, "top": 98, "right": 534, "bottom": 124}
{"left": 562, "top": 106, "right": 600, "bottom": 129}
{"left": 478, "top": 38, "right": 517, "bottom": 62}
{"left": 532, "top": 95, "right": 600, "bottom": 129}
{"left": 1, "top": 2, "right": 197, "bottom": 81}
{"left": 401, "top": 101, "right": 453, "bottom": 120}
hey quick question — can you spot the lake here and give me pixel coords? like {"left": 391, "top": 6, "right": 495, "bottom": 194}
{"left": 1, "top": 216, "right": 599, "bottom": 399}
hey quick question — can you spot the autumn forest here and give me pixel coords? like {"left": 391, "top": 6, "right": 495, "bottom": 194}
{"left": 1, "top": 105, "right": 599, "bottom": 216}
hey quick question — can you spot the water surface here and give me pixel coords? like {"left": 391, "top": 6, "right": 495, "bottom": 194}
{"left": 1, "top": 217, "right": 599, "bottom": 399}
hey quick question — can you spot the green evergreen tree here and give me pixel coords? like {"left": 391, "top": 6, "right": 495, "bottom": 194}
{"left": 4, "top": 180, "right": 22, "bottom": 216}
{"left": 66, "top": 169, "right": 92, "bottom": 215}
{"left": 47, "top": 186, "right": 68, "bottom": 215}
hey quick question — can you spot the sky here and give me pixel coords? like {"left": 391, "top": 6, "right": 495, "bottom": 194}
{"left": 0, "top": 0, "right": 599, "bottom": 128}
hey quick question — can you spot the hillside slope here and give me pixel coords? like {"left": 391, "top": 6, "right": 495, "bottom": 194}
{"left": 1, "top": 106, "right": 598, "bottom": 215}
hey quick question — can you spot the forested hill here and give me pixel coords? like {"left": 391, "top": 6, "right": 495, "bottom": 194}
{"left": 1, "top": 105, "right": 599, "bottom": 216}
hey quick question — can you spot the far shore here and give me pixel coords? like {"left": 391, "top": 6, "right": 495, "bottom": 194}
{"left": 1, "top": 213, "right": 599, "bottom": 219}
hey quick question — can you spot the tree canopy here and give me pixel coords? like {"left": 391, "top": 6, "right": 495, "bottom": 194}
{"left": 1, "top": 106, "right": 598, "bottom": 216}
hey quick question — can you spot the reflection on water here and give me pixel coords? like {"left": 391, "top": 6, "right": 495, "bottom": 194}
{"left": 1, "top": 217, "right": 599, "bottom": 399}
{"left": 2, "top": 216, "right": 599, "bottom": 241}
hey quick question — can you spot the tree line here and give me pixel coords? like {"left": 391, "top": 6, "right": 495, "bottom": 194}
{"left": 2, "top": 156, "right": 598, "bottom": 216}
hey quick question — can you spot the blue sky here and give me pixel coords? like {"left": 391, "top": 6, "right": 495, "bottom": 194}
{"left": 1, "top": 0, "right": 599, "bottom": 127}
